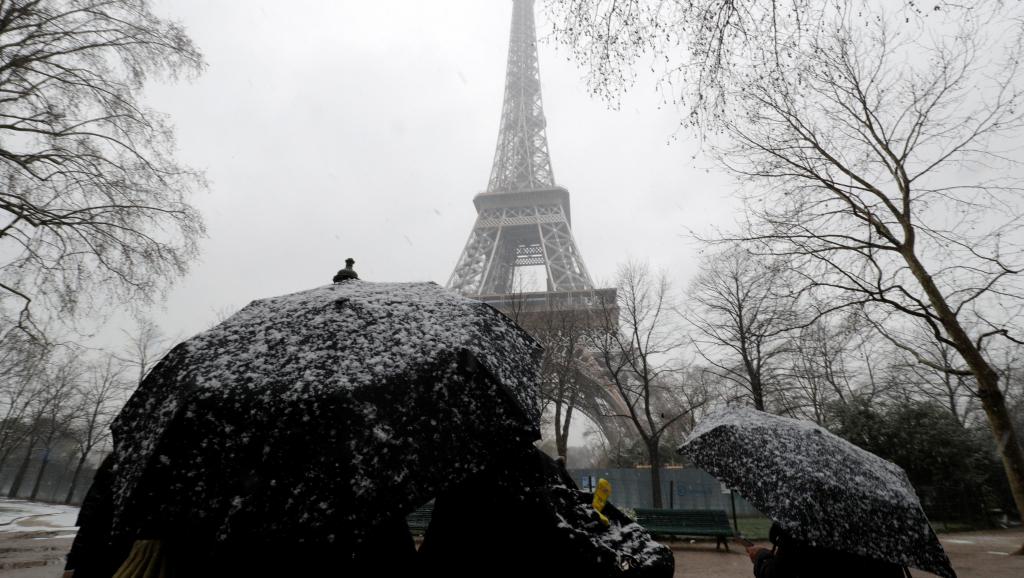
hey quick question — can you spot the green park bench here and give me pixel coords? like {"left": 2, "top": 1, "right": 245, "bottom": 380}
{"left": 633, "top": 508, "right": 735, "bottom": 551}
{"left": 406, "top": 501, "right": 434, "bottom": 535}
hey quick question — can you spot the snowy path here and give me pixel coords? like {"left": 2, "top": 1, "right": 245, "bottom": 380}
{"left": 0, "top": 500, "right": 78, "bottom": 576}
{"left": 0, "top": 502, "right": 1019, "bottom": 578}
{"left": 0, "top": 499, "right": 79, "bottom": 534}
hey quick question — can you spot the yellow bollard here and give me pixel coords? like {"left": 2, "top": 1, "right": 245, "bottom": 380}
{"left": 592, "top": 478, "right": 612, "bottom": 526}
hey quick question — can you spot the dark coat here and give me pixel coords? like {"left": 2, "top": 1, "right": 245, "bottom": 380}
{"left": 65, "top": 452, "right": 417, "bottom": 576}
{"left": 65, "top": 455, "right": 136, "bottom": 578}
{"left": 420, "top": 447, "right": 673, "bottom": 578}
{"left": 753, "top": 524, "right": 909, "bottom": 578}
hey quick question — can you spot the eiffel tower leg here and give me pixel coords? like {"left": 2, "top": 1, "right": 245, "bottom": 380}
{"left": 481, "top": 231, "right": 517, "bottom": 295}
{"left": 448, "top": 225, "right": 501, "bottom": 295}
{"left": 538, "top": 218, "right": 593, "bottom": 292}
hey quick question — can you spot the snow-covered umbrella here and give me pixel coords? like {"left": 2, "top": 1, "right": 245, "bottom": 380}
{"left": 678, "top": 407, "right": 956, "bottom": 578}
{"left": 105, "top": 282, "right": 542, "bottom": 549}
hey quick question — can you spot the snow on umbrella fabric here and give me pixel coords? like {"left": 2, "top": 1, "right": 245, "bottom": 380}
{"left": 106, "top": 281, "right": 542, "bottom": 547}
{"left": 678, "top": 407, "right": 956, "bottom": 578}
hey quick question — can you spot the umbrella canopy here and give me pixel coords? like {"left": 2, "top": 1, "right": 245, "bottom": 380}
{"left": 106, "top": 281, "right": 542, "bottom": 547}
{"left": 679, "top": 407, "right": 955, "bottom": 578}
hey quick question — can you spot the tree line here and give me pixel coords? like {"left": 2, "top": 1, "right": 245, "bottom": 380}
{"left": 0, "top": 0, "right": 205, "bottom": 505}
{"left": 538, "top": 0, "right": 1024, "bottom": 534}
{"left": 531, "top": 254, "right": 1023, "bottom": 520}
{"left": 0, "top": 319, "right": 172, "bottom": 503}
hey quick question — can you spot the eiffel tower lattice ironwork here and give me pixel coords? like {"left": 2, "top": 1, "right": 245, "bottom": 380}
{"left": 447, "top": 0, "right": 634, "bottom": 450}
{"left": 448, "top": 0, "right": 592, "bottom": 296}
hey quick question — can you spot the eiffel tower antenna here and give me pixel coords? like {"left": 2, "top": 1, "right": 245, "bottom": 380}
{"left": 448, "top": 0, "right": 593, "bottom": 296}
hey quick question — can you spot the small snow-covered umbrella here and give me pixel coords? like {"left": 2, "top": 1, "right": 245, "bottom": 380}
{"left": 106, "top": 282, "right": 542, "bottom": 548}
{"left": 678, "top": 407, "right": 955, "bottom": 578}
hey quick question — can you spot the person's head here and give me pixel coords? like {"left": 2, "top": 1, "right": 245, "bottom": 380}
{"left": 345, "top": 258, "right": 355, "bottom": 267}
{"left": 769, "top": 522, "right": 789, "bottom": 547}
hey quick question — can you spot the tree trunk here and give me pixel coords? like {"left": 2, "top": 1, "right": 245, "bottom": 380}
{"left": 975, "top": 370, "right": 1024, "bottom": 516}
{"left": 64, "top": 452, "right": 89, "bottom": 504}
{"left": 7, "top": 438, "right": 37, "bottom": 498}
{"left": 751, "top": 374, "right": 765, "bottom": 411}
{"left": 649, "top": 439, "right": 664, "bottom": 509}
{"left": 557, "top": 404, "right": 574, "bottom": 460}
{"left": 0, "top": 432, "right": 26, "bottom": 473}
{"left": 554, "top": 398, "right": 566, "bottom": 460}
{"left": 29, "top": 447, "right": 51, "bottom": 501}
{"left": 49, "top": 454, "right": 74, "bottom": 502}
{"left": 741, "top": 345, "right": 766, "bottom": 411}
{"left": 904, "top": 251, "right": 1024, "bottom": 551}
{"left": 553, "top": 373, "right": 577, "bottom": 461}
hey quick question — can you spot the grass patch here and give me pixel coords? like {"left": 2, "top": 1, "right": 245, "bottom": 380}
{"left": 930, "top": 520, "right": 987, "bottom": 533}
{"left": 736, "top": 516, "right": 773, "bottom": 540}
{"left": 735, "top": 516, "right": 988, "bottom": 539}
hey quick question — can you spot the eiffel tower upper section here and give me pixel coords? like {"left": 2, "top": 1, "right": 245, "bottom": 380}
{"left": 487, "top": 0, "right": 554, "bottom": 194}
{"left": 448, "top": 0, "right": 596, "bottom": 298}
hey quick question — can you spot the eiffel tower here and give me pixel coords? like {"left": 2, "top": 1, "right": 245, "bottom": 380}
{"left": 448, "top": 0, "right": 633, "bottom": 450}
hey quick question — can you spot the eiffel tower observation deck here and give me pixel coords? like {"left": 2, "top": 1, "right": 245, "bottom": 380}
{"left": 448, "top": 0, "right": 630, "bottom": 447}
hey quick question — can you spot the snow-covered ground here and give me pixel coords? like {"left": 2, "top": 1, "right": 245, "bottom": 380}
{"left": 0, "top": 499, "right": 79, "bottom": 538}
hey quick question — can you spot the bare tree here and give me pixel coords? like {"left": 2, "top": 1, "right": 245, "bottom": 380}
{"left": 686, "top": 246, "right": 793, "bottom": 411}
{"left": 995, "top": 345, "right": 1024, "bottom": 411}
{"left": 884, "top": 322, "right": 979, "bottom": 427}
{"left": 0, "top": 0, "right": 206, "bottom": 335}
{"left": 778, "top": 309, "right": 896, "bottom": 423}
{"left": 476, "top": 268, "right": 579, "bottom": 457}
{"left": 555, "top": 1, "right": 1024, "bottom": 541}
{"left": 117, "top": 317, "right": 173, "bottom": 385}
{"left": 548, "top": 1, "right": 948, "bottom": 122}
{"left": 27, "top": 352, "right": 80, "bottom": 500}
{"left": 783, "top": 319, "right": 847, "bottom": 423}
{"left": 716, "top": 6, "right": 1024, "bottom": 532}
{"left": 7, "top": 347, "right": 80, "bottom": 499}
{"left": 591, "top": 261, "right": 707, "bottom": 507}
{"left": 0, "top": 333, "right": 52, "bottom": 472}
{"left": 63, "top": 353, "right": 127, "bottom": 503}
{"left": 535, "top": 302, "right": 591, "bottom": 460}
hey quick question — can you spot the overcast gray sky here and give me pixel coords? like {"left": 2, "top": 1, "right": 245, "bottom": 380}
{"left": 128, "top": 0, "right": 736, "bottom": 342}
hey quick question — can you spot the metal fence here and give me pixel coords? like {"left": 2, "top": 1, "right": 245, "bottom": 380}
{"left": 569, "top": 467, "right": 762, "bottom": 517}
{"left": 567, "top": 467, "right": 1009, "bottom": 532}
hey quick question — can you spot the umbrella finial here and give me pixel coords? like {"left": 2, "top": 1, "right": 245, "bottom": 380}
{"left": 333, "top": 258, "right": 360, "bottom": 283}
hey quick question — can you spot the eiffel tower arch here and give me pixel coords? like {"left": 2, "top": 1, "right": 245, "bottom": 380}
{"left": 448, "top": 0, "right": 636, "bottom": 452}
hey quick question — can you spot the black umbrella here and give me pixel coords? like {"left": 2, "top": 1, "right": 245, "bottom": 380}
{"left": 105, "top": 281, "right": 542, "bottom": 549}
{"left": 678, "top": 407, "right": 955, "bottom": 578}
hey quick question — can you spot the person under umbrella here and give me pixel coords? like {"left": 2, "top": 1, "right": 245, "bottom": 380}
{"left": 679, "top": 406, "right": 956, "bottom": 578}
{"left": 420, "top": 446, "right": 674, "bottom": 578}
{"left": 64, "top": 281, "right": 673, "bottom": 577}
{"left": 66, "top": 281, "right": 542, "bottom": 575}
{"left": 745, "top": 521, "right": 909, "bottom": 577}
